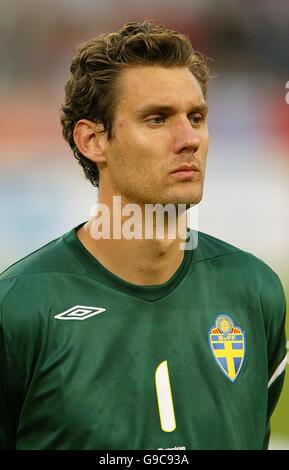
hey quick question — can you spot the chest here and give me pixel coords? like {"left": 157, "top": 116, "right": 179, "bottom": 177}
{"left": 21, "top": 291, "right": 268, "bottom": 449}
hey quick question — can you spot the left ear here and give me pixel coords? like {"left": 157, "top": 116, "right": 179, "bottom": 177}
{"left": 73, "top": 119, "right": 108, "bottom": 163}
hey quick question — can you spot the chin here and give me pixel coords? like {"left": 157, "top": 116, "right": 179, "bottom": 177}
{"left": 152, "top": 198, "right": 202, "bottom": 209}
{"left": 131, "top": 185, "right": 203, "bottom": 206}
{"left": 166, "top": 190, "right": 203, "bottom": 207}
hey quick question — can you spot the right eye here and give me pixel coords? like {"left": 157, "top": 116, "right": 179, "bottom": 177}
{"left": 146, "top": 116, "right": 166, "bottom": 125}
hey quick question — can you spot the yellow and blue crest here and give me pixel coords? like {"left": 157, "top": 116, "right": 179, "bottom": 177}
{"left": 208, "top": 314, "right": 246, "bottom": 382}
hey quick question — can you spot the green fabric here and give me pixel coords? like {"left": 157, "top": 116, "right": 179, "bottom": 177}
{"left": 0, "top": 223, "right": 286, "bottom": 449}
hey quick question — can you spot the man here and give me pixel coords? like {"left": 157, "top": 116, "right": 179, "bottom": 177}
{"left": 0, "top": 21, "right": 287, "bottom": 450}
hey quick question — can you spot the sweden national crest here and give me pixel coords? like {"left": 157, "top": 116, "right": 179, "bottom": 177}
{"left": 208, "top": 315, "right": 246, "bottom": 382}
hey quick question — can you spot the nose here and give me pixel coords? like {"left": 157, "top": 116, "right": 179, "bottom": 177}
{"left": 172, "top": 117, "right": 200, "bottom": 154}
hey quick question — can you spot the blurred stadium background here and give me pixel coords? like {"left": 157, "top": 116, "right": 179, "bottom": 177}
{"left": 0, "top": 0, "right": 288, "bottom": 449}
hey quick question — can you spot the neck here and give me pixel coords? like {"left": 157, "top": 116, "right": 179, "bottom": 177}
{"left": 77, "top": 193, "right": 189, "bottom": 286}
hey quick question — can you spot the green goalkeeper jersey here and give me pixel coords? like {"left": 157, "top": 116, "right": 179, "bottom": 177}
{"left": 0, "top": 223, "right": 286, "bottom": 450}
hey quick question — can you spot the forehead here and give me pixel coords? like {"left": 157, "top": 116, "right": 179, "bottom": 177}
{"left": 116, "top": 65, "right": 205, "bottom": 112}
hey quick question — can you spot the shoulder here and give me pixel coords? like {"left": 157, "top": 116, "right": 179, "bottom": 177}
{"left": 0, "top": 230, "right": 84, "bottom": 282}
{"left": 195, "top": 230, "right": 242, "bottom": 260}
{"left": 195, "top": 230, "right": 286, "bottom": 321}
{"left": 0, "top": 229, "right": 85, "bottom": 332}
{"left": 195, "top": 230, "right": 283, "bottom": 285}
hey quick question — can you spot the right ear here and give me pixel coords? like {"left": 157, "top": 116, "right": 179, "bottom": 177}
{"left": 73, "top": 119, "right": 108, "bottom": 163}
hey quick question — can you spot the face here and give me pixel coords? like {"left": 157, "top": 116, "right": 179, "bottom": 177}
{"left": 101, "top": 65, "right": 209, "bottom": 206}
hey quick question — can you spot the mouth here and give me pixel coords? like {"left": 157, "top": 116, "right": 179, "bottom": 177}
{"left": 170, "top": 165, "right": 200, "bottom": 181}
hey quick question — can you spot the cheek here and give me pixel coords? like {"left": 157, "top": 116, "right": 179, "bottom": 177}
{"left": 111, "top": 125, "right": 169, "bottom": 181}
{"left": 202, "top": 127, "right": 209, "bottom": 148}
{"left": 117, "top": 130, "right": 156, "bottom": 166}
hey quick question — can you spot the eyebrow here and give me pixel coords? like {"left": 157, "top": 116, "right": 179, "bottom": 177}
{"left": 136, "top": 102, "right": 208, "bottom": 117}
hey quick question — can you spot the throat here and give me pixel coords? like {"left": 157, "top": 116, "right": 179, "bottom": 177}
{"left": 77, "top": 224, "right": 185, "bottom": 286}
{"left": 128, "top": 242, "right": 185, "bottom": 285}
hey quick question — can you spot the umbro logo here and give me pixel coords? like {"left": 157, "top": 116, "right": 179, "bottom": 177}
{"left": 54, "top": 305, "right": 106, "bottom": 321}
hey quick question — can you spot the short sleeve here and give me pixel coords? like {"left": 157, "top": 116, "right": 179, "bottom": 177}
{"left": 260, "top": 271, "right": 287, "bottom": 448}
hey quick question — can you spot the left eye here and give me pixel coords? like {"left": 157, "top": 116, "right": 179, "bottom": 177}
{"left": 190, "top": 114, "right": 202, "bottom": 125}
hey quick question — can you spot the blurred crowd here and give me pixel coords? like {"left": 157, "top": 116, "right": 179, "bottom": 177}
{"left": 0, "top": 0, "right": 289, "bottom": 160}
{"left": 1, "top": 0, "right": 289, "bottom": 86}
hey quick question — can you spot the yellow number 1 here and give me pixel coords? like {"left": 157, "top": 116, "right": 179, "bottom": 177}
{"left": 155, "top": 360, "right": 176, "bottom": 432}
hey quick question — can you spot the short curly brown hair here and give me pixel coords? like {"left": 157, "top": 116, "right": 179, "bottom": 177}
{"left": 60, "top": 20, "right": 210, "bottom": 187}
